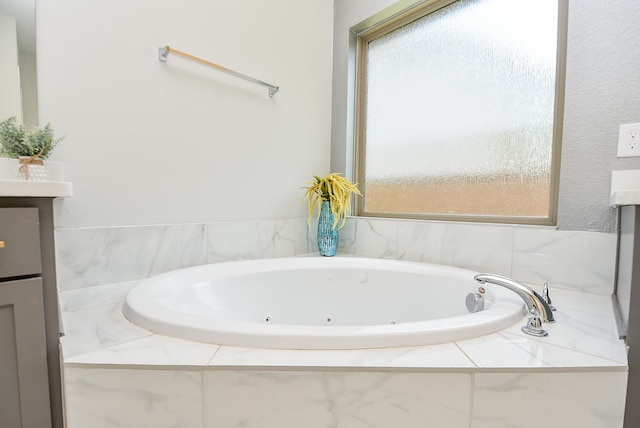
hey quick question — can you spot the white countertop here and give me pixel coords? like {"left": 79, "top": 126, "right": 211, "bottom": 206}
{"left": 0, "top": 179, "right": 73, "bottom": 198}
{"left": 611, "top": 170, "right": 640, "bottom": 206}
{"left": 611, "top": 190, "right": 640, "bottom": 206}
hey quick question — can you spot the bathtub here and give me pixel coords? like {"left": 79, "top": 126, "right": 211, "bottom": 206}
{"left": 123, "top": 257, "right": 525, "bottom": 349}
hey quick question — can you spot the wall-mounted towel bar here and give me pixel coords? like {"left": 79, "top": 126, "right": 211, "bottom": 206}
{"left": 158, "top": 46, "right": 279, "bottom": 97}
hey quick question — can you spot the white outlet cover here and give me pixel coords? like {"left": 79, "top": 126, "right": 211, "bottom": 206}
{"left": 618, "top": 123, "right": 640, "bottom": 158}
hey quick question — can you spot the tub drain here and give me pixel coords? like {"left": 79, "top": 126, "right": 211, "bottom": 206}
{"left": 264, "top": 314, "right": 273, "bottom": 323}
{"left": 324, "top": 315, "right": 334, "bottom": 325}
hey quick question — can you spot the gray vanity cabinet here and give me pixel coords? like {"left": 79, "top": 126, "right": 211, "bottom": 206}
{"left": 0, "top": 207, "right": 56, "bottom": 427}
{"left": 620, "top": 205, "right": 640, "bottom": 428}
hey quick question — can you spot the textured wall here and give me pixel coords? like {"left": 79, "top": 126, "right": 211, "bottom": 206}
{"left": 332, "top": 0, "right": 640, "bottom": 232}
{"left": 38, "top": 0, "right": 333, "bottom": 227}
{"left": 559, "top": 0, "right": 640, "bottom": 231}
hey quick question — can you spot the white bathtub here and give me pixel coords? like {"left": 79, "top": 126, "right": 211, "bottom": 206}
{"left": 123, "top": 257, "right": 525, "bottom": 349}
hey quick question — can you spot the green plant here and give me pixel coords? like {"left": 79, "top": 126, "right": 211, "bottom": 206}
{"left": 0, "top": 117, "right": 62, "bottom": 159}
{"left": 304, "top": 173, "right": 362, "bottom": 230}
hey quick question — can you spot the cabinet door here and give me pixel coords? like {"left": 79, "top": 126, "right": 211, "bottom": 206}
{"left": 0, "top": 208, "right": 42, "bottom": 277}
{"left": 0, "top": 277, "right": 52, "bottom": 428}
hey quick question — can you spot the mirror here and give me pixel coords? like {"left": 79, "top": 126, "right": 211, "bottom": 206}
{"left": 0, "top": 0, "right": 37, "bottom": 126}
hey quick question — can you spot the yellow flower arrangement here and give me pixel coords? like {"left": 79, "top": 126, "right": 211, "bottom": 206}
{"left": 303, "top": 173, "right": 362, "bottom": 230}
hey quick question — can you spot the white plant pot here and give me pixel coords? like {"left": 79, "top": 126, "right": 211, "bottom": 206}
{"left": 17, "top": 156, "right": 49, "bottom": 181}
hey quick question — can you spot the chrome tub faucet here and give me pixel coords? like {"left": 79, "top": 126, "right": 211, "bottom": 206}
{"left": 474, "top": 273, "right": 555, "bottom": 337}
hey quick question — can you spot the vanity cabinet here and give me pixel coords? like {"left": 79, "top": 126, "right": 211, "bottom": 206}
{"left": 0, "top": 208, "right": 52, "bottom": 427}
{"left": 0, "top": 208, "right": 42, "bottom": 276}
{"left": 0, "top": 200, "right": 64, "bottom": 428}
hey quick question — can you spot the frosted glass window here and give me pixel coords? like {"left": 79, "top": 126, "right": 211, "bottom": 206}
{"left": 357, "top": 0, "right": 564, "bottom": 224}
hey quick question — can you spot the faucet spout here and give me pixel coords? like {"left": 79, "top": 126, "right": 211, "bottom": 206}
{"left": 474, "top": 273, "right": 555, "bottom": 324}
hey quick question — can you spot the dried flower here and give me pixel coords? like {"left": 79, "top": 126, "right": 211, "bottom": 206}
{"left": 303, "top": 173, "right": 361, "bottom": 230}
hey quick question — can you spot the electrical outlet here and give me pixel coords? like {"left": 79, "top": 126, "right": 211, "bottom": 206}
{"left": 618, "top": 123, "right": 640, "bottom": 157}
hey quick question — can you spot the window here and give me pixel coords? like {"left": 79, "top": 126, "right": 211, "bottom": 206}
{"left": 354, "top": 0, "right": 567, "bottom": 225}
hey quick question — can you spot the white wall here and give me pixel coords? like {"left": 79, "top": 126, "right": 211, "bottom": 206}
{"left": 37, "top": 0, "right": 334, "bottom": 228}
{"left": 0, "top": 13, "right": 22, "bottom": 122}
{"left": 38, "top": 1, "right": 640, "bottom": 232}
{"left": 331, "top": 0, "right": 640, "bottom": 233}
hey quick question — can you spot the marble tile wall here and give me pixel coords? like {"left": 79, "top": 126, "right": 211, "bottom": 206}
{"left": 63, "top": 368, "right": 203, "bottom": 427}
{"left": 340, "top": 218, "right": 617, "bottom": 295}
{"left": 62, "top": 365, "right": 627, "bottom": 428}
{"left": 471, "top": 371, "right": 627, "bottom": 428}
{"left": 55, "top": 217, "right": 617, "bottom": 294}
{"left": 55, "top": 219, "right": 311, "bottom": 291}
{"left": 203, "top": 370, "right": 473, "bottom": 427}
{"left": 58, "top": 248, "right": 628, "bottom": 428}
{"left": 55, "top": 223, "right": 208, "bottom": 290}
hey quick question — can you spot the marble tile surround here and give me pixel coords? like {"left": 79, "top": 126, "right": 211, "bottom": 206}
{"left": 55, "top": 217, "right": 617, "bottom": 295}
{"left": 59, "top": 278, "right": 628, "bottom": 428}
{"left": 56, "top": 217, "right": 625, "bottom": 427}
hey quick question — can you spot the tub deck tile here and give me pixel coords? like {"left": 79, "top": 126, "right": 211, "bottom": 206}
{"left": 60, "top": 301, "right": 153, "bottom": 358}
{"left": 498, "top": 306, "right": 627, "bottom": 365}
{"left": 65, "top": 334, "right": 220, "bottom": 368}
{"left": 59, "top": 279, "right": 628, "bottom": 370}
{"left": 207, "top": 342, "right": 476, "bottom": 370}
{"left": 457, "top": 331, "right": 627, "bottom": 371}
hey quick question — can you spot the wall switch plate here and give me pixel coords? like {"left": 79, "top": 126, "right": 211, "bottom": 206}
{"left": 618, "top": 123, "right": 640, "bottom": 157}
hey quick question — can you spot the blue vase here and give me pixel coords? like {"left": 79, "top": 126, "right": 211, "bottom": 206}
{"left": 317, "top": 201, "right": 338, "bottom": 256}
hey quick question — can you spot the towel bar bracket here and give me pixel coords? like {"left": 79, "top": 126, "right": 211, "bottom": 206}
{"left": 158, "top": 46, "right": 169, "bottom": 62}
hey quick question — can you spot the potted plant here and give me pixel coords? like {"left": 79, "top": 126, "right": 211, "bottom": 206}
{"left": 303, "top": 173, "right": 361, "bottom": 256}
{"left": 0, "top": 117, "right": 63, "bottom": 181}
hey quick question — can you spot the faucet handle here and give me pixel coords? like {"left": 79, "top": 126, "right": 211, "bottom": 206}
{"left": 521, "top": 308, "right": 549, "bottom": 337}
{"left": 542, "top": 282, "right": 557, "bottom": 311}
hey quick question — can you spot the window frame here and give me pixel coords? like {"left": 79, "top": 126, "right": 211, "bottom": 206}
{"left": 352, "top": 0, "right": 568, "bottom": 226}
